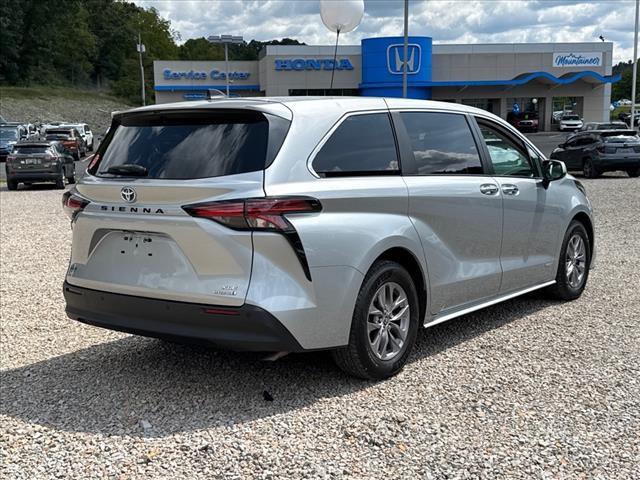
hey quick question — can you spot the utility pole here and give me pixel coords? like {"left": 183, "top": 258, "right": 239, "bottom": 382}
{"left": 402, "top": 0, "right": 409, "bottom": 98}
{"left": 631, "top": 0, "right": 639, "bottom": 129}
{"left": 137, "top": 33, "right": 146, "bottom": 106}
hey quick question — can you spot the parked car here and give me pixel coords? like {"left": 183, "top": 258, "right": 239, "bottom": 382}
{"left": 45, "top": 128, "right": 86, "bottom": 160}
{"left": 0, "top": 123, "right": 29, "bottom": 161}
{"left": 506, "top": 111, "right": 539, "bottom": 132}
{"left": 617, "top": 99, "right": 632, "bottom": 106}
{"left": 5, "top": 141, "right": 75, "bottom": 190}
{"left": 60, "top": 123, "right": 94, "bottom": 151}
{"left": 618, "top": 112, "right": 640, "bottom": 128}
{"left": 62, "top": 98, "right": 594, "bottom": 379}
{"left": 581, "top": 121, "right": 628, "bottom": 131}
{"left": 559, "top": 114, "right": 583, "bottom": 131}
{"left": 550, "top": 130, "right": 640, "bottom": 178}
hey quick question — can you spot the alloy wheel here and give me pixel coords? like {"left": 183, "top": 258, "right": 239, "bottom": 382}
{"left": 565, "top": 234, "right": 586, "bottom": 289}
{"left": 367, "top": 282, "right": 410, "bottom": 361}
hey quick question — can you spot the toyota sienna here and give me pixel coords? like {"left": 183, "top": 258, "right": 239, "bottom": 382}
{"left": 62, "top": 97, "right": 594, "bottom": 379}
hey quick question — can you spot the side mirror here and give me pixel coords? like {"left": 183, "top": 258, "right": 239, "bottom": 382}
{"left": 542, "top": 159, "right": 567, "bottom": 188}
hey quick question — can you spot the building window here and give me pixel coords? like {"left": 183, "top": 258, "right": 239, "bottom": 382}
{"left": 289, "top": 88, "right": 359, "bottom": 96}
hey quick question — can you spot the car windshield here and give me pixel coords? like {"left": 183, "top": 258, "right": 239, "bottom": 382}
{"left": 598, "top": 123, "right": 627, "bottom": 130}
{"left": 0, "top": 127, "right": 18, "bottom": 140}
{"left": 92, "top": 110, "right": 289, "bottom": 180}
{"left": 563, "top": 115, "right": 580, "bottom": 120}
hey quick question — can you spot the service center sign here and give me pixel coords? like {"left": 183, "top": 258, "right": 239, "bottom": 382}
{"left": 553, "top": 52, "right": 602, "bottom": 68}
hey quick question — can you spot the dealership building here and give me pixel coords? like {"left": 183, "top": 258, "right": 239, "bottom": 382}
{"left": 153, "top": 37, "right": 619, "bottom": 131}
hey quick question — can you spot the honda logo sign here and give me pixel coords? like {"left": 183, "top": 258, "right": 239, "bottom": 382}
{"left": 387, "top": 44, "right": 421, "bottom": 75}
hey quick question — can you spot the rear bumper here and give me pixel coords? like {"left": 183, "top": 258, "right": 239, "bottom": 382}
{"left": 593, "top": 156, "right": 640, "bottom": 171}
{"left": 7, "top": 171, "right": 59, "bottom": 182}
{"left": 63, "top": 282, "right": 304, "bottom": 352}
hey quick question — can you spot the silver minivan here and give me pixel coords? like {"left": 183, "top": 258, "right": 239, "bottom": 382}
{"left": 63, "top": 97, "right": 594, "bottom": 379}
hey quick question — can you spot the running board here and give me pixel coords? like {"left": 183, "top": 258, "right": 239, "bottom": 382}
{"left": 424, "top": 280, "right": 556, "bottom": 328}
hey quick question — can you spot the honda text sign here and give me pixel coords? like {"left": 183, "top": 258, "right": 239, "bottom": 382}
{"left": 387, "top": 44, "right": 421, "bottom": 74}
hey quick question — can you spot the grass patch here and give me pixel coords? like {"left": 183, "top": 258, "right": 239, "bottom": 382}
{"left": 0, "top": 85, "right": 128, "bottom": 103}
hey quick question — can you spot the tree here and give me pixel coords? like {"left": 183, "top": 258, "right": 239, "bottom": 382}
{"left": 612, "top": 61, "right": 639, "bottom": 102}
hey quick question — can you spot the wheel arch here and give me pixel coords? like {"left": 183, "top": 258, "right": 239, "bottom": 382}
{"left": 371, "top": 247, "right": 428, "bottom": 325}
{"left": 571, "top": 211, "right": 595, "bottom": 261}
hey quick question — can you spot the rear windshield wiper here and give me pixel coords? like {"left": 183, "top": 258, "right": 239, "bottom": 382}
{"left": 103, "top": 164, "right": 148, "bottom": 176}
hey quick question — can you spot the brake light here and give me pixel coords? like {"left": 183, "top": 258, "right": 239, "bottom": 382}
{"left": 183, "top": 197, "right": 322, "bottom": 280}
{"left": 62, "top": 191, "right": 89, "bottom": 220}
{"left": 87, "top": 153, "right": 100, "bottom": 170}
{"left": 183, "top": 197, "right": 322, "bottom": 232}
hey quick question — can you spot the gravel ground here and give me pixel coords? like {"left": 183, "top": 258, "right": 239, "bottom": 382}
{"left": 1, "top": 175, "right": 639, "bottom": 479}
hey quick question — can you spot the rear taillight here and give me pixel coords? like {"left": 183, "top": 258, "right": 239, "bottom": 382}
{"left": 183, "top": 197, "right": 322, "bottom": 232}
{"left": 62, "top": 191, "right": 89, "bottom": 220}
{"left": 6, "top": 155, "right": 16, "bottom": 163}
{"left": 183, "top": 197, "right": 322, "bottom": 280}
{"left": 87, "top": 153, "right": 100, "bottom": 170}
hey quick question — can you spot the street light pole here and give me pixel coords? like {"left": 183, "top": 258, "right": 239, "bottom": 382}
{"left": 207, "top": 35, "right": 244, "bottom": 97}
{"left": 224, "top": 43, "right": 230, "bottom": 96}
{"left": 137, "top": 33, "right": 146, "bottom": 106}
{"left": 402, "top": 0, "right": 409, "bottom": 98}
{"left": 631, "top": 0, "right": 639, "bottom": 129}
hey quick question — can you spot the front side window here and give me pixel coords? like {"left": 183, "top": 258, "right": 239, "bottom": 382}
{"left": 312, "top": 113, "right": 398, "bottom": 177}
{"left": 400, "top": 112, "right": 483, "bottom": 175}
{"left": 478, "top": 123, "right": 536, "bottom": 177}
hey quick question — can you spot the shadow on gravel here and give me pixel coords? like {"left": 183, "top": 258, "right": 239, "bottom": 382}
{"left": 0, "top": 294, "right": 556, "bottom": 437}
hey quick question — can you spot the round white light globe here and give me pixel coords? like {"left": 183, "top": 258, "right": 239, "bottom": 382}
{"left": 532, "top": 98, "right": 538, "bottom": 104}
{"left": 320, "top": 0, "right": 364, "bottom": 33}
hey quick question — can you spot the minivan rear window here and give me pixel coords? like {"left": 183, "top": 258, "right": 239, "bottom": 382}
{"left": 90, "top": 110, "right": 289, "bottom": 180}
{"left": 14, "top": 146, "right": 51, "bottom": 154}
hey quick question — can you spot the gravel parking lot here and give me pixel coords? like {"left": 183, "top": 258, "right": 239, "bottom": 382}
{"left": 1, "top": 174, "right": 639, "bottom": 479}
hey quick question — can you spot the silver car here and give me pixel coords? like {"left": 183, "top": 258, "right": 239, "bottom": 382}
{"left": 62, "top": 97, "right": 594, "bottom": 379}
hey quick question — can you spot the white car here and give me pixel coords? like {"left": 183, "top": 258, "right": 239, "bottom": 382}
{"left": 617, "top": 99, "right": 632, "bottom": 106}
{"left": 559, "top": 114, "right": 583, "bottom": 132}
{"left": 61, "top": 123, "right": 94, "bottom": 151}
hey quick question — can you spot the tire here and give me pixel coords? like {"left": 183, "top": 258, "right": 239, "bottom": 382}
{"left": 626, "top": 168, "right": 640, "bottom": 178}
{"left": 331, "top": 260, "right": 420, "bottom": 380}
{"left": 545, "top": 220, "right": 591, "bottom": 301}
{"left": 66, "top": 169, "right": 76, "bottom": 184}
{"left": 7, "top": 178, "right": 18, "bottom": 191}
{"left": 582, "top": 158, "right": 599, "bottom": 179}
{"left": 88, "top": 140, "right": 94, "bottom": 151}
{"left": 55, "top": 168, "right": 65, "bottom": 189}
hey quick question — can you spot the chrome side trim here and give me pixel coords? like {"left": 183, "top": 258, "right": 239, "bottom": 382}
{"left": 424, "top": 280, "right": 556, "bottom": 328}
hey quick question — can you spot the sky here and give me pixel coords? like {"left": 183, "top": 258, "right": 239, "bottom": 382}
{"left": 133, "top": 0, "right": 638, "bottom": 64}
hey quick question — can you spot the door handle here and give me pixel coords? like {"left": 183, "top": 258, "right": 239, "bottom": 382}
{"left": 501, "top": 184, "right": 519, "bottom": 195}
{"left": 480, "top": 183, "right": 499, "bottom": 195}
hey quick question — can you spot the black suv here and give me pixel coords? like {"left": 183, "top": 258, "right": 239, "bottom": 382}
{"left": 5, "top": 141, "right": 76, "bottom": 190}
{"left": 550, "top": 130, "right": 640, "bottom": 178}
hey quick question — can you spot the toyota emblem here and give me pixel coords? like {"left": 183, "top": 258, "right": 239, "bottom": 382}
{"left": 120, "top": 187, "right": 136, "bottom": 203}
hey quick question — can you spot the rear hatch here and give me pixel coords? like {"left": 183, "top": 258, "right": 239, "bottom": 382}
{"left": 10, "top": 144, "right": 55, "bottom": 172}
{"left": 66, "top": 104, "right": 291, "bottom": 306}
{"left": 599, "top": 131, "right": 640, "bottom": 156}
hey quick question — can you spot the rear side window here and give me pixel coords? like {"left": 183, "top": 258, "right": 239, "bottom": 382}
{"left": 400, "top": 112, "right": 483, "bottom": 175}
{"left": 91, "top": 110, "right": 289, "bottom": 179}
{"left": 312, "top": 113, "right": 398, "bottom": 177}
